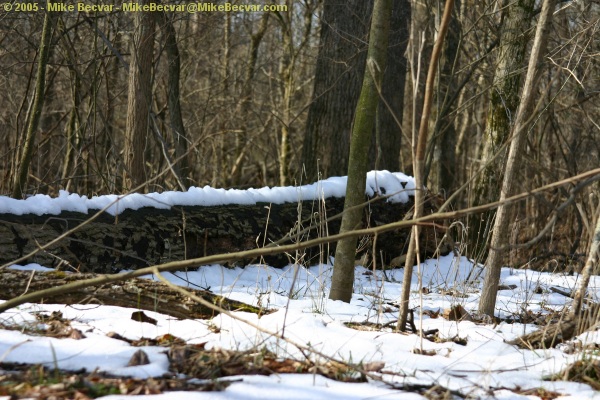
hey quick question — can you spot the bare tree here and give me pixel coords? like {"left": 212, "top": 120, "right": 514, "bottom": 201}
{"left": 400, "top": 0, "right": 433, "bottom": 176}
{"left": 124, "top": 3, "right": 155, "bottom": 191}
{"left": 425, "top": 1, "right": 461, "bottom": 194}
{"left": 572, "top": 202, "right": 600, "bottom": 316}
{"left": 479, "top": 0, "right": 557, "bottom": 316}
{"left": 159, "top": 12, "right": 190, "bottom": 188}
{"left": 329, "top": 0, "right": 391, "bottom": 302}
{"left": 467, "top": 0, "right": 536, "bottom": 261}
{"left": 12, "top": 11, "right": 56, "bottom": 199}
{"left": 274, "top": 0, "right": 316, "bottom": 186}
{"left": 398, "top": 0, "right": 455, "bottom": 330}
{"left": 229, "top": 12, "right": 270, "bottom": 186}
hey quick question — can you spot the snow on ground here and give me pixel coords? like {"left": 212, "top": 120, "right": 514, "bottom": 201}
{"left": 1, "top": 173, "right": 599, "bottom": 398}
{"left": 2, "top": 255, "right": 600, "bottom": 399}
{"left": 0, "top": 170, "right": 414, "bottom": 216}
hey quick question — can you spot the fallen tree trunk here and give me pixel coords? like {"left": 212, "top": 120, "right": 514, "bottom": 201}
{"left": 0, "top": 269, "right": 267, "bottom": 319}
{"left": 0, "top": 191, "right": 449, "bottom": 273}
{"left": 506, "top": 304, "right": 600, "bottom": 349}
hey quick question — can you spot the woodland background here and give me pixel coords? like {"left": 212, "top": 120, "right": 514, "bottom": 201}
{"left": 0, "top": 0, "right": 599, "bottom": 272}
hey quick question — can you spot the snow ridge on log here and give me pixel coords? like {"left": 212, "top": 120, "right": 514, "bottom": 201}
{"left": 0, "top": 172, "right": 442, "bottom": 273}
{"left": 0, "top": 171, "right": 414, "bottom": 216}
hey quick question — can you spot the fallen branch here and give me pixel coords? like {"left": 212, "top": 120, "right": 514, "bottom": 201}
{"left": 0, "top": 269, "right": 266, "bottom": 319}
{"left": 506, "top": 304, "right": 600, "bottom": 349}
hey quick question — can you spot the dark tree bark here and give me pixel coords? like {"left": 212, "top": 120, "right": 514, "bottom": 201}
{"left": 159, "top": 12, "right": 190, "bottom": 188}
{"left": 370, "top": 0, "right": 411, "bottom": 173}
{"left": 301, "top": 0, "right": 373, "bottom": 182}
{"left": 0, "top": 188, "right": 448, "bottom": 274}
{"left": 124, "top": 3, "right": 155, "bottom": 191}
{"left": 302, "top": 0, "right": 410, "bottom": 182}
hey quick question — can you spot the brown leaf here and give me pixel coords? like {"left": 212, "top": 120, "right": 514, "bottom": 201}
{"left": 73, "top": 390, "right": 92, "bottom": 400}
{"left": 107, "top": 331, "right": 131, "bottom": 343}
{"left": 362, "top": 361, "right": 385, "bottom": 372}
{"left": 156, "top": 333, "right": 185, "bottom": 346}
{"left": 168, "top": 345, "right": 191, "bottom": 373}
{"left": 69, "top": 329, "right": 86, "bottom": 340}
{"left": 131, "top": 311, "right": 158, "bottom": 325}
{"left": 412, "top": 348, "right": 437, "bottom": 356}
{"left": 443, "top": 305, "right": 473, "bottom": 322}
{"left": 127, "top": 349, "right": 150, "bottom": 367}
{"left": 422, "top": 309, "right": 440, "bottom": 318}
{"left": 46, "top": 320, "right": 72, "bottom": 337}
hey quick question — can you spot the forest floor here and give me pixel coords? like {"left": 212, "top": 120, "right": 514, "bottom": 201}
{"left": 1, "top": 254, "right": 600, "bottom": 399}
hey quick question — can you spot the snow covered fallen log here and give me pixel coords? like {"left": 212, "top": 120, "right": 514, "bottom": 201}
{"left": 0, "top": 171, "right": 450, "bottom": 272}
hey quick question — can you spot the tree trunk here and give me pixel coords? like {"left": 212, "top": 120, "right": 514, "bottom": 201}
{"left": 301, "top": 0, "right": 374, "bottom": 182}
{"left": 398, "top": 0, "right": 455, "bottom": 331}
{"left": 571, "top": 206, "right": 600, "bottom": 316}
{"left": 229, "top": 13, "right": 270, "bottom": 186}
{"left": 0, "top": 269, "right": 265, "bottom": 320}
{"left": 467, "top": 0, "right": 536, "bottom": 262}
{"left": 278, "top": 0, "right": 293, "bottom": 186}
{"left": 160, "top": 12, "right": 190, "bottom": 189}
{"left": 12, "top": 11, "right": 56, "bottom": 199}
{"left": 58, "top": 17, "right": 82, "bottom": 192}
{"left": 302, "top": 0, "right": 410, "bottom": 182}
{"left": 124, "top": 3, "right": 155, "bottom": 191}
{"left": 370, "top": 0, "right": 411, "bottom": 173}
{"left": 400, "top": 0, "right": 433, "bottom": 176}
{"left": 426, "top": 1, "right": 461, "bottom": 194}
{"left": 479, "top": 0, "right": 556, "bottom": 316}
{"left": 329, "top": 0, "right": 391, "bottom": 302}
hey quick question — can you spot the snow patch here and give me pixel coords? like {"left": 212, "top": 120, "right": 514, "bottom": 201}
{"left": 0, "top": 171, "right": 414, "bottom": 216}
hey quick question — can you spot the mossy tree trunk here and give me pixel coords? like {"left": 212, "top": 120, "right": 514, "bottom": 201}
{"left": 467, "top": 0, "right": 536, "bottom": 262}
{"left": 302, "top": 0, "right": 410, "bottom": 182}
{"left": 12, "top": 11, "right": 56, "bottom": 199}
{"left": 479, "top": 0, "right": 556, "bottom": 316}
{"left": 329, "top": 0, "right": 391, "bottom": 302}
